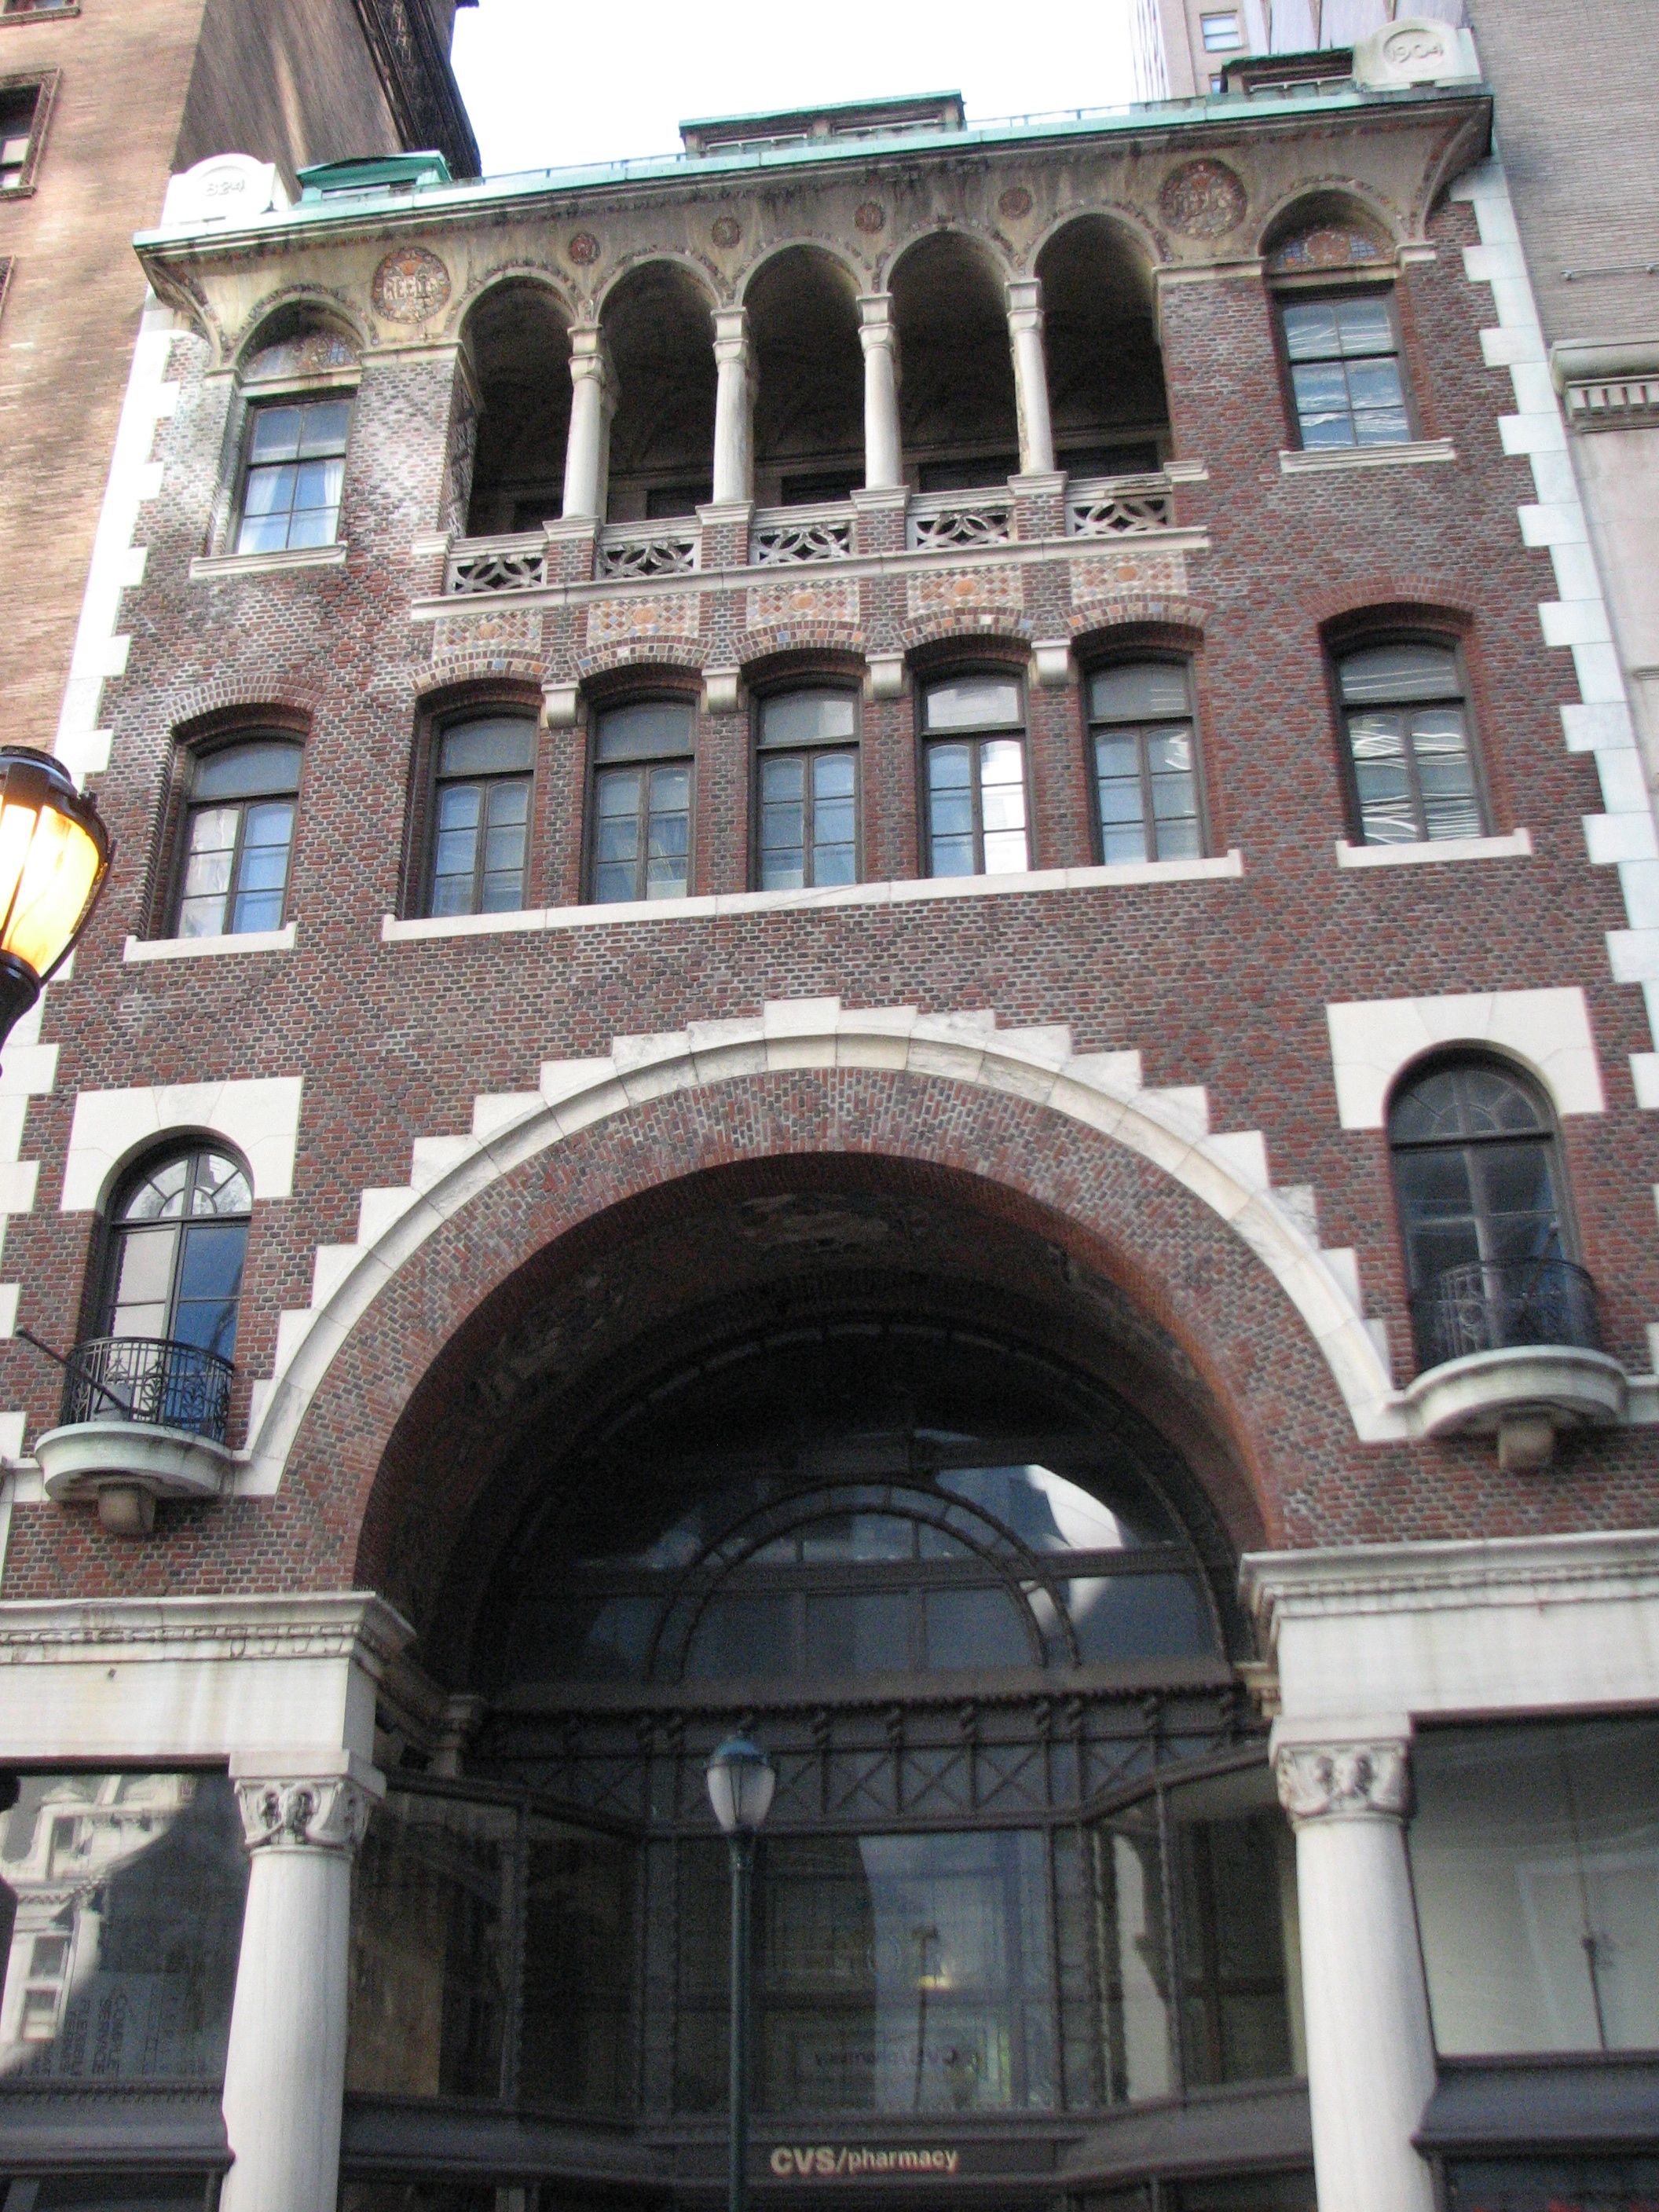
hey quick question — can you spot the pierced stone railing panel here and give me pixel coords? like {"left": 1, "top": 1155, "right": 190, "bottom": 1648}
{"left": 597, "top": 526, "right": 700, "bottom": 580}
{"left": 445, "top": 532, "right": 549, "bottom": 595}
{"left": 752, "top": 504, "right": 855, "bottom": 565}
{"left": 1066, "top": 474, "right": 1176, "bottom": 537}
{"left": 906, "top": 494, "right": 1015, "bottom": 551}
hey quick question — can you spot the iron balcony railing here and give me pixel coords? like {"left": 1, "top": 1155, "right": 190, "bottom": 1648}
{"left": 1410, "top": 1255, "right": 1602, "bottom": 1374}
{"left": 60, "top": 1335, "right": 235, "bottom": 1443}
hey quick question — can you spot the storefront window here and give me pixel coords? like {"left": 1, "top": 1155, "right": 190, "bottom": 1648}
{"left": 0, "top": 1772, "right": 246, "bottom": 2086}
{"left": 1086, "top": 2181, "right": 1318, "bottom": 2211}
{"left": 1410, "top": 1719, "right": 1659, "bottom": 2056}
{"left": 1445, "top": 2155, "right": 1659, "bottom": 2211}
{"left": 0, "top": 2184, "right": 218, "bottom": 2211}
{"left": 520, "top": 1815, "right": 637, "bottom": 2113}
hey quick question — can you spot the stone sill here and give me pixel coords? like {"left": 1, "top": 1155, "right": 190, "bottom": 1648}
{"left": 124, "top": 924, "right": 296, "bottom": 961}
{"left": 1335, "top": 830, "right": 1532, "bottom": 867}
{"left": 1280, "top": 438, "right": 1456, "bottom": 474}
{"left": 0, "top": 4, "right": 79, "bottom": 18}
{"left": 189, "top": 544, "right": 347, "bottom": 581}
{"left": 382, "top": 850, "right": 1246, "bottom": 942}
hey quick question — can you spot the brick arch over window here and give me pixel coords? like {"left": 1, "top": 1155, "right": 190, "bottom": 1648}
{"left": 233, "top": 1007, "right": 1398, "bottom": 1581}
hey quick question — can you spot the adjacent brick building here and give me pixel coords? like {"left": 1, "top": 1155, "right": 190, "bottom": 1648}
{"left": 2, "top": 26, "right": 1657, "bottom": 2212}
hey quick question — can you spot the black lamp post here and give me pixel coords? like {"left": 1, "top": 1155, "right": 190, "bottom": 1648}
{"left": 706, "top": 1734, "right": 777, "bottom": 2212}
{"left": 0, "top": 749, "right": 112, "bottom": 1053}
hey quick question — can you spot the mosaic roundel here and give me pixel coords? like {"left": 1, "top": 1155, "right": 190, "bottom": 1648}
{"left": 854, "top": 200, "right": 886, "bottom": 234}
{"left": 998, "top": 185, "right": 1034, "bottom": 220}
{"left": 370, "top": 246, "right": 451, "bottom": 323}
{"left": 711, "top": 214, "right": 742, "bottom": 249}
{"left": 567, "top": 231, "right": 601, "bottom": 266}
{"left": 1159, "top": 159, "right": 1247, "bottom": 240}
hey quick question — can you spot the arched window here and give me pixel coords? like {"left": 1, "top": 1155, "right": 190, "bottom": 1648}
{"left": 754, "top": 688, "right": 859, "bottom": 891}
{"left": 232, "top": 317, "right": 358, "bottom": 555}
{"left": 101, "top": 1146, "right": 251, "bottom": 1359}
{"left": 1388, "top": 1057, "right": 1595, "bottom": 1368}
{"left": 1335, "top": 640, "right": 1484, "bottom": 847}
{"left": 1087, "top": 660, "right": 1203, "bottom": 864}
{"left": 921, "top": 673, "right": 1029, "bottom": 877}
{"left": 588, "top": 699, "right": 694, "bottom": 903}
{"left": 427, "top": 712, "right": 536, "bottom": 916}
{"left": 173, "top": 738, "right": 302, "bottom": 938}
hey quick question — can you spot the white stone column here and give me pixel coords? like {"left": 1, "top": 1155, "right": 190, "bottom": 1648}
{"left": 711, "top": 306, "right": 754, "bottom": 507}
{"left": 219, "top": 1754, "right": 383, "bottom": 2212}
{"left": 858, "top": 294, "right": 903, "bottom": 490}
{"left": 1275, "top": 1728, "right": 1437, "bottom": 2212}
{"left": 1006, "top": 277, "right": 1056, "bottom": 478}
{"left": 561, "top": 324, "right": 615, "bottom": 522}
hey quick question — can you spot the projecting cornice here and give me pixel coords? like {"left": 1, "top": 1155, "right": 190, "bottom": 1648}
{"left": 350, "top": 0, "right": 480, "bottom": 180}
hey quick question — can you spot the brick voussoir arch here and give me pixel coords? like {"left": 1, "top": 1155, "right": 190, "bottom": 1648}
{"left": 240, "top": 998, "right": 1402, "bottom": 1518}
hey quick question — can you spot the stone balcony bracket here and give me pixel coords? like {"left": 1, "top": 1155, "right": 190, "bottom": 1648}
{"left": 1401, "top": 1344, "right": 1629, "bottom": 1473}
{"left": 35, "top": 1418, "right": 236, "bottom": 1536}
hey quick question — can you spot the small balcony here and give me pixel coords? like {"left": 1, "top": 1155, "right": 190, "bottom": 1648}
{"left": 35, "top": 1335, "right": 236, "bottom": 1536}
{"left": 1402, "top": 1258, "right": 1626, "bottom": 1471}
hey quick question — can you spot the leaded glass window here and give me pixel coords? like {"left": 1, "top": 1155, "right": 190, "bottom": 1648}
{"left": 1338, "top": 641, "right": 1484, "bottom": 846}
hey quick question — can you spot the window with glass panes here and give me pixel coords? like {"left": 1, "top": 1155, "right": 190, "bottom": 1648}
{"left": 101, "top": 1148, "right": 253, "bottom": 1362}
{"left": 1337, "top": 641, "right": 1483, "bottom": 845}
{"left": 921, "top": 676, "right": 1029, "bottom": 877}
{"left": 756, "top": 690, "right": 859, "bottom": 891}
{"left": 428, "top": 716, "right": 534, "bottom": 916}
{"left": 590, "top": 700, "right": 694, "bottom": 903}
{"left": 174, "top": 740, "right": 301, "bottom": 938}
{"left": 0, "top": 87, "right": 36, "bottom": 189}
{"left": 1089, "top": 662, "right": 1203, "bottom": 863}
{"left": 1280, "top": 291, "right": 1409, "bottom": 448}
{"left": 234, "top": 394, "right": 351, "bottom": 554}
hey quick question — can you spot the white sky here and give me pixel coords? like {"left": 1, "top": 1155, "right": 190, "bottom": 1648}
{"left": 451, "top": 0, "right": 1138, "bottom": 178}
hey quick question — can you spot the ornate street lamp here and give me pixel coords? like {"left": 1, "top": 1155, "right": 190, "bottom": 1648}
{"left": 0, "top": 749, "right": 112, "bottom": 1050}
{"left": 706, "top": 1734, "right": 776, "bottom": 2212}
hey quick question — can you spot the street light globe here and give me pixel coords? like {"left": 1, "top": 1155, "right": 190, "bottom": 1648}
{"left": 705, "top": 1735, "right": 776, "bottom": 1836}
{"left": 0, "top": 749, "right": 112, "bottom": 1046}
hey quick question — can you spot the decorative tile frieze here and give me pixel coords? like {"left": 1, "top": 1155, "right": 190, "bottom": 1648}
{"left": 432, "top": 606, "right": 544, "bottom": 660}
{"left": 747, "top": 577, "right": 861, "bottom": 630}
{"left": 1071, "top": 547, "right": 1188, "bottom": 605}
{"left": 584, "top": 595, "right": 701, "bottom": 647}
{"left": 906, "top": 566, "right": 1024, "bottom": 618}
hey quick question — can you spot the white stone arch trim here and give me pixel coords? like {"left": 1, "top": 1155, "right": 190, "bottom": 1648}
{"left": 59, "top": 1079, "right": 305, "bottom": 1214}
{"left": 1028, "top": 205, "right": 1166, "bottom": 281}
{"left": 594, "top": 249, "right": 724, "bottom": 321}
{"left": 881, "top": 224, "right": 1017, "bottom": 295}
{"left": 735, "top": 236, "right": 866, "bottom": 308}
{"left": 1324, "top": 988, "right": 1607, "bottom": 1132}
{"left": 235, "top": 996, "right": 1397, "bottom": 1500}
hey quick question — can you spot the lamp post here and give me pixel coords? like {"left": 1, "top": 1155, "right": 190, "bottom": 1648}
{"left": 0, "top": 749, "right": 112, "bottom": 1053}
{"left": 706, "top": 1734, "right": 776, "bottom": 2212}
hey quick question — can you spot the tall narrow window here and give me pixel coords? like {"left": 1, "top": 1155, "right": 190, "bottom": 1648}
{"left": 0, "top": 85, "right": 38, "bottom": 191}
{"left": 1088, "top": 662, "right": 1203, "bottom": 864}
{"left": 235, "top": 395, "right": 351, "bottom": 554}
{"left": 755, "top": 690, "right": 858, "bottom": 892}
{"left": 1280, "top": 293, "right": 1409, "bottom": 449}
{"left": 921, "top": 676, "right": 1029, "bottom": 878}
{"left": 1337, "top": 641, "right": 1483, "bottom": 846}
{"left": 1389, "top": 1056, "right": 1594, "bottom": 1368}
{"left": 428, "top": 714, "right": 535, "bottom": 916}
{"left": 590, "top": 700, "right": 694, "bottom": 904}
{"left": 102, "top": 1148, "right": 252, "bottom": 1363}
{"left": 174, "top": 739, "right": 301, "bottom": 939}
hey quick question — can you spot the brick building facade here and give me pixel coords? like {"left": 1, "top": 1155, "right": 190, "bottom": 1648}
{"left": 0, "top": 0, "right": 476, "bottom": 764}
{"left": 2, "top": 25, "right": 1657, "bottom": 2212}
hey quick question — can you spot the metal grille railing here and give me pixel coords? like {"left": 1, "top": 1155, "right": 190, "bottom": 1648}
{"left": 60, "top": 1336, "right": 235, "bottom": 1442}
{"left": 1410, "top": 1256, "right": 1602, "bottom": 1373}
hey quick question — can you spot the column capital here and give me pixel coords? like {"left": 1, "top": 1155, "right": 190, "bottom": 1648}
{"left": 569, "top": 323, "right": 615, "bottom": 388}
{"left": 231, "top": 1750, "right": 384, "bottom": 1855}
{"left": 1005, "top": 275, "right": 1045, "bottom": 328}
{"left": 712, "top": 302, "right": 750, "bottom": 360}
{"left": 857, "top": 292, "right": 896, "bottom": 342}
{"left": 1273, "top": 1734, "right": 1411, "bottom": 1826}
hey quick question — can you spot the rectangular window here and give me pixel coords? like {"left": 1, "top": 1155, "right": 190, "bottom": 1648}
{"left": 1200, "top": 10, "right": 1243, "bottom": 47}
{"left": 921, "top": 676, "right": 1028, "bottom": 877}
{"left": 174, "top": 738, "right": 302, "bottom": 938}
{"left": 1280, "top": 292, "right": 1409, "bottom": 448}
{"left": 756, "top": 689, "right": 858, "bottom": 891}
{"left": 590, "top": 699, "right": 694, "bottom": 903}
{"left": 427, "top": 714, "right": 534, "bottom": 916}
{"left": 0, "top": 82, "right": 38, "bottom": 189}
{"left": 1089, "top": 661, "right": 1203, "bottom": 864}
{"left": 234, "top": 394, "right": 351, "bottom": 554}
{"left": 0, "top": 1772, "right": 247, "bottom": 2083}
{"left": 1338, "top": 641, "right": 1483, "bottom": 845}
{"left": 1409, "top": 1718, "right": 1659, "bottom": 2056}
